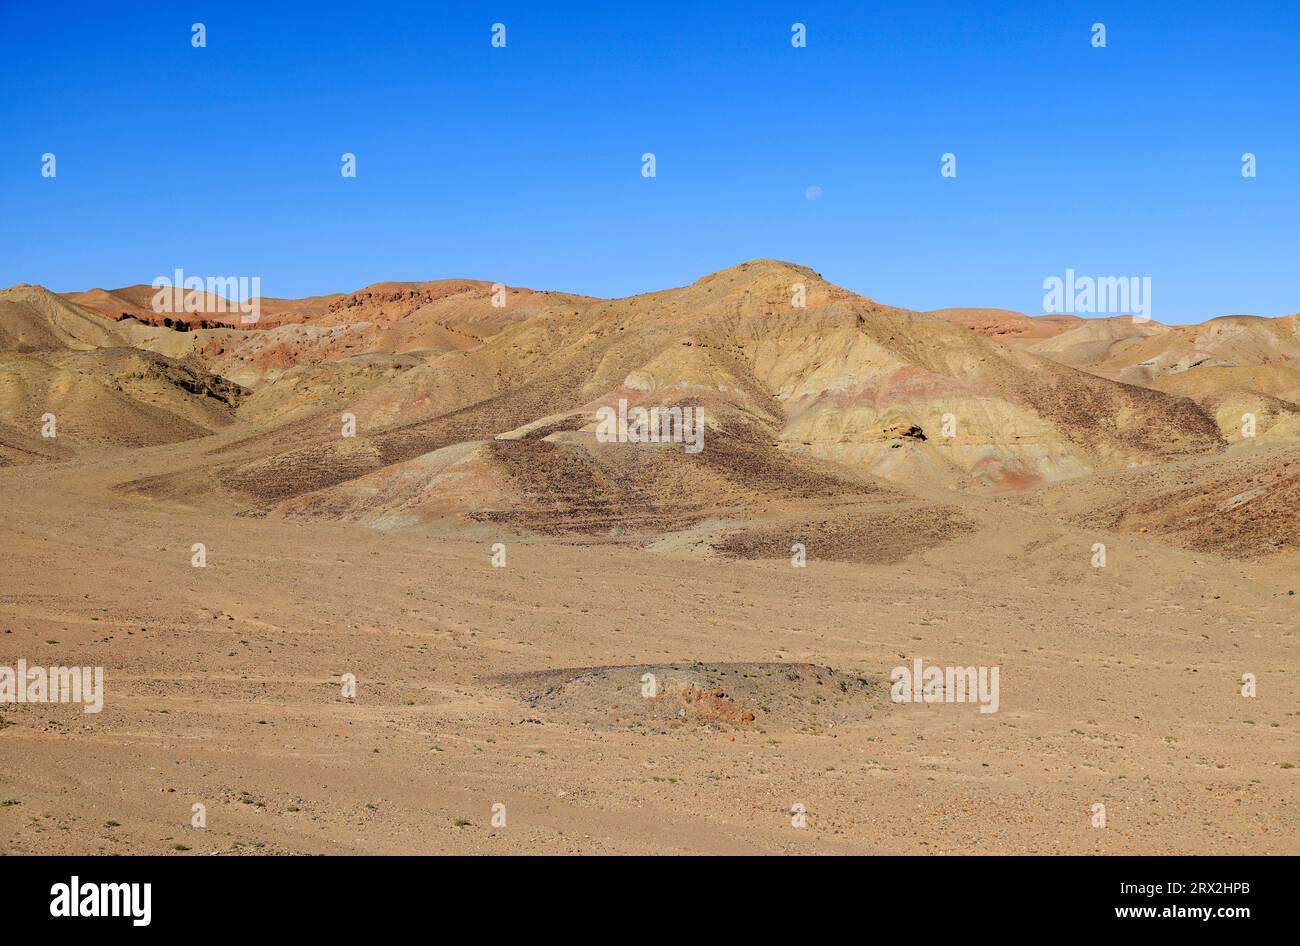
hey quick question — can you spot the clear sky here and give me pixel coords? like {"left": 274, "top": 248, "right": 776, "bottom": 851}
{"left": 1, "top": 1, "right": 1296, "bottom": 322}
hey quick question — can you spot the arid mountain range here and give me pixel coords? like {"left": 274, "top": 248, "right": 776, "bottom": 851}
{"left": 3, "top": 259, "right": 1297, "bottom": 856}
{"left": 2, "top": 259, "right": 1296, "bottom": 559}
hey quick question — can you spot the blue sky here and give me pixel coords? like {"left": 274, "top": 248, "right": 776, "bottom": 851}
{"left": 1, "top": 1, "right": 1296, "bottom": 322}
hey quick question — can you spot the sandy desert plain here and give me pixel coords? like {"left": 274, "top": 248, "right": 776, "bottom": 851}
{"left": 0, "top": 259, "right": 1297, "bottom": 854}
